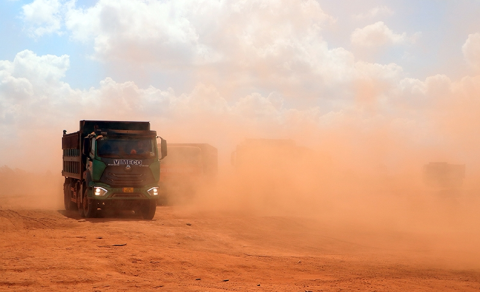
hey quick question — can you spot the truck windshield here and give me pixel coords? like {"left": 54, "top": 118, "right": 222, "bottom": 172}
{"left": 97, "top": 138, "right": 155, "bottom": 159}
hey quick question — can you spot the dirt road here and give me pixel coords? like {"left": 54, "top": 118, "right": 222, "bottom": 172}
{"left": 1, "top": 192, "right": 480, "bottom": 292}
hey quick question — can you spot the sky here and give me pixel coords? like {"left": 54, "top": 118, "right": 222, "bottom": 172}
{"left": 1, "top": 0, "right": 480, "bottom": 174}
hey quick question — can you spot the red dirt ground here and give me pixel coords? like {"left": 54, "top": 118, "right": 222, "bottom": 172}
{"left": 1, "top": 192, "right": 480, "bottom": 292}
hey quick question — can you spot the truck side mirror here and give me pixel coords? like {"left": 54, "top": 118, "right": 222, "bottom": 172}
{"left": 160, "top": 138, "right": 167, "bottom": 159}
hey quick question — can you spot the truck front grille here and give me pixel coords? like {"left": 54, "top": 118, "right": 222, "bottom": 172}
{"left": 100, "top": 166, "right": 155, "bottom": 187}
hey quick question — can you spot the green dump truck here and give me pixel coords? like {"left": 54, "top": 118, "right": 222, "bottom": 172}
{"left": 62, "top": 120, "right": 167, "bottom": 219}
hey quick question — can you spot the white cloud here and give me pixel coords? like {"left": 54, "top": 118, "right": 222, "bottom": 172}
{"left": 10, "top": 50, "right": 69, "bottom": 84}
{"left": 355, "top": 61, "right": 404, "bottom": 81}
{"left": 351, "top": 21, "right": 407, "bottom": 47}
{"left": 354, "top": 6, "right": 394, "bottom": 20}
{"left": 60, "top": 0, "right": 359, "bottom": 103}
{"left": 463, "top": 33, "right": 480, "bottom": 71}
{"left": 0, "top": 50, "right": 70, "bottom": 105}
{"left": 18, "top": 0, "right": 419, "bottom": 101}
{"left": 20, "top": 0, "right": 389, "bottom": 102}
{"left": 64, "top": 0, "right": 220, "bottom": 64}
{"left": 398, "top": 78, "right": 427, "bottom": 98}
{"left": 63, "top": 0, "right": 335, "bottom": 66}
{"left": 424, "top": 74, "right": 452, "bottom": 99}
{"left": 22, "top": 0, "right": 64, "bottom": 37}
{"left": 0, "top": 50, "right": 76, "bottom": 161}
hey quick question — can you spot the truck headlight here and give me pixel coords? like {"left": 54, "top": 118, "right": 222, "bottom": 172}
{"left": 147, "top": 187, "right": 159, "bottom": 196}
{"left": 94, "top": 187, "right": 108, "bottom": 196}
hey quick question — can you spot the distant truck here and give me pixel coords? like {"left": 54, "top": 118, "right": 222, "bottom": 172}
{"left": 423, "top": 162, "right": 465, "bottom": 190}
{"left": 158, "top": 143, "right": 217, "bottom": 204}
{"left": 62, "top": 120, "right": 167, "bottom": 219}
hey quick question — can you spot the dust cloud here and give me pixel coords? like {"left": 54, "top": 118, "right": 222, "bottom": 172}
{"left": 1, "top": 68, "right": 480, "bottom": 271}
{"left": 147, "top": 77, "right": 480, "bottom": 269}
{"left": 0, "top": 166, "right": 63, "bottom": 210}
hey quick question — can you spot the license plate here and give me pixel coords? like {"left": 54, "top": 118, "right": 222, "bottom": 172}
{"left": 123, "top": 187, "right": 134, "bottom": 193}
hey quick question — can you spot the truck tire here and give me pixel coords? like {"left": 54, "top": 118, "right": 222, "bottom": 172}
{"left": 82, "top": 190, "right": 97, "bottom": 218}
{"left": 141, "top": 200, "right": 156, "bottom": 220}
{"left": 63, "top": 180, "right": 77, "bottom": 211}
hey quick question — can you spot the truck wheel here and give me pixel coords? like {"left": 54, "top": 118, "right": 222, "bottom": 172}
{"left": 63, "top": 180, "right": 77, "bottom": 211}
{"left": 141, "top": 201, "right": 156, "bottom": 220}
{"left": 82, "top": 191, "right": 97, "bottom": 218}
